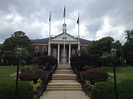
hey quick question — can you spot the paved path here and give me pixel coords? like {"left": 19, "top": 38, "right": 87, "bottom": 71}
{"left": 39, "top": 64, "right": 90, "bottom": 99}
{"left": 40, "top": 91, "right": 90, "bottom": 99}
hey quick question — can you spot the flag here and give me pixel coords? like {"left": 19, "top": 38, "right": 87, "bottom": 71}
{"left": 49, "top": 12, "right": 51, "bottom": 21}
{"left": 77, "top": 17, "right": 79, "bottom": 25}
{"left": 63, "top": 6, "right": 66, "bottom": 17}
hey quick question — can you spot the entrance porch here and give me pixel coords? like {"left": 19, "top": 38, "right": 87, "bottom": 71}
{"left": 50, "top": 44, "right": 78, "bottom": 63}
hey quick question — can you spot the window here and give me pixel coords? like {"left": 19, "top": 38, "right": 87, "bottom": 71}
{"left": 43, "top": 46, "right": 46, "bottom": 52}
{"left": 35, "top": 46, "right": 39, "bottom": 52}
{"left": 62, "top": 37, "right": 67, "bottom": 39}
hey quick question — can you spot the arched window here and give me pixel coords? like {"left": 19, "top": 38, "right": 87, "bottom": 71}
{"left": 43, "top": 46, "right": 46, "bottom": 52}
{"left": 35, "top": 46, "right": 39, "bottom": 52}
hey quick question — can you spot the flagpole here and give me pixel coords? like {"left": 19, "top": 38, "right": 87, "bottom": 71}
{"left": 48, "top": 12, "right": 51, "bottom": 55}
{"left": 63, "top": 6, "right": 66, "bottom": 65}
{"left": 77, "top": 12, "right": 80, "bottom": 51}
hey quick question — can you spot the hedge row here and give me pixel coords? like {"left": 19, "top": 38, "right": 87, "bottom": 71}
{"left": 91, "top": 79, "right": 133, "bottom": 99}
{"left": 0, "top": 81, "right": 33, "bottom": 99}
{"left": 18, "top": 69, "right": 48, "bottom": 83}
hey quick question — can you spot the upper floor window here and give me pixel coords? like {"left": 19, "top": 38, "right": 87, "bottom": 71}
{"left": 62, "top": 37, "right": 67, "bottom": 39}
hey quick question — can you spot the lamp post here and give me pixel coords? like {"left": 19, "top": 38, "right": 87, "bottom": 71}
{"left": 111, "top": 48, "right": 118, "bottom": 99}
{"left": 15, "top": 47, "right": 22, "bottom": 99}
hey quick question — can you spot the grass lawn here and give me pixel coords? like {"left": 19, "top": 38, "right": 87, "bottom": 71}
{"left": 0, "top": 65, "right": 31, "bottom": 82}
{"left": 0, "top": 66, "right": 17, "bottom": 82}
{"left": 105, "top": 66, "right": 133, "bottom": 82}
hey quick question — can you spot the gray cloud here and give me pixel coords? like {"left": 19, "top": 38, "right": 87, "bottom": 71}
{"left": 0, "top": 0, "right": 133, "bottom": 44}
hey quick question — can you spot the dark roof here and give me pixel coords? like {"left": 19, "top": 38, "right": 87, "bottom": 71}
{"left": 31, "top": 37, "right": 92, "bottom": 44}
{"left": 31, "top": 38, "right": 49, "bottom": 44}
{"left": 79, "top": 38, "right": 92, "bottom": 44}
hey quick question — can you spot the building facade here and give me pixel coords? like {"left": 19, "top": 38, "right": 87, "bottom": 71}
{"left": 31, "top": 23, "right": 91, "bottom": 63}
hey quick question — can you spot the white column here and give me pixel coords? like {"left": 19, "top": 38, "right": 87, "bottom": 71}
{"left": 58, "top": 44, "right": 60, "bottom": 63}
{"left": 69, "top": 44, "right": 71, "bottom": 63}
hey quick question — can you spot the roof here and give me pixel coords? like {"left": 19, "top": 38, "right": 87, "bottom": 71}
{"left": 31, "top": 33, "right": 92, "bottom": 44}
{"left": 31, "top": 37, "right": 92, "bottom": 44}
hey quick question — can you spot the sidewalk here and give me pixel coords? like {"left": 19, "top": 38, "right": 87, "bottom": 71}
{"left": 39, "top": 91, "right": 90, "bottom": 99}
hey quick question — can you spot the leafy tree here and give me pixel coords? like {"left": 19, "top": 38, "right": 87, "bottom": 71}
{"left": 88, "top": 37, "right": 123, "bottom": 66}
{"left": 125, "top": 29, "right": 133, "bottom": 41}
{"left": 123, "top": 41, "right": 133, "bottom": 66}
{"left": 88, "top": 36, "right": 114, "bottom": 55}
{"left": 1, "top": 31, "right": 34, "bottom": 65}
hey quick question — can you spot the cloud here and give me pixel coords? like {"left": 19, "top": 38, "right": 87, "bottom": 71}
{"left": 0, "top": 0, "right": 133, "bottom": 45}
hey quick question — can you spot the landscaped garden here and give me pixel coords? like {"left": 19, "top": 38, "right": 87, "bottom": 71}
{"left": 70, "top": 49, "right": 133, "bottom": 99}
{"left": 0, "top": 54, "right": 58, "bottom": 99}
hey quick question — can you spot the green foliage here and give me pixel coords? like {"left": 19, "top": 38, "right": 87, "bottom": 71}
{"left": 125, "top": 29, "right": 133, "bottom": 41}
{"left": 118, "top": 79, "right": 133, "bottom": 99}
{"left": 88, "top": 37, "right": 114, "bottom": 55}
{"left": 85, "top": 80, "right": 92, "bottom": 91}
{"left": 0, "top": 31, "right": 34, "bottom": 65}
{"left": 91, "top": 79, "right": 133, "bottom": 99}
{"left": 88, "top": 37, "right": 123, "bottom": 66}
{"left": 0, "top": 81, "right": 33, "bottom": 99}
{"left": 20, "top": 60, "right": 26, "bottom": 66}
{"left": 91, "top": 81, "right": 114, "bottom": 99}
{"left": 123, "top": 41, "right": 133, "bottom": 66}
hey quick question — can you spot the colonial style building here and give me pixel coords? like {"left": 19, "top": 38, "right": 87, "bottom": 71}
{"left": 31, "top": 23, "right": 92, "bottom": 63}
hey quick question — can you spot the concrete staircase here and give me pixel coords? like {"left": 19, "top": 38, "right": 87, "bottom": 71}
{"left": 46, "top": 64, "right": 82, "bottom": 91}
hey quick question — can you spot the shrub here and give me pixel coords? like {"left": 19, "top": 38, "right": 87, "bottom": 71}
{"left": 91, "top": 81, "right": 114, "bottom": 99}
{"left": 34, "top": 70, "right": 48, "bottom": 81}
{"left": 80, "top": 68, "right": 108, "bottom": 84}
{"left": 0, "top": 81, "right": 33, "bottom": 99}
{"left": 20, "top": 60, "right": 26, "bottom": 66}
{"left": 70, "top": 51, "right": 103, "bottom": 71}
{"left": 18, "top": 69, "right": 35, "bottom": 81}
{"left": 118, "top": 79, "right": 133, "bottom": 99}
{"left": 18, "top": 69, "right": 48, "bottom": 83}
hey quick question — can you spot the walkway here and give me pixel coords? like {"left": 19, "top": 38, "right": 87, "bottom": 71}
{"left": 39, "top": 64, "right": 90, "bottom": 99}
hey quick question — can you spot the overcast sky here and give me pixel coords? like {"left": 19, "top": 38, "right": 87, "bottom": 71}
{"left": 0, "top": 0, "right": 133, "bottom": 44}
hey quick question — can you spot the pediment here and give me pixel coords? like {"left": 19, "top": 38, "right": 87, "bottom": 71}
{"left": 51, "top": 33, "right": 77, "bottom": 42}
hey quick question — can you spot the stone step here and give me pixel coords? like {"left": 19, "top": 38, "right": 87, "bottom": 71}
{"left": 46, "top": 87, "right": 82, "bottom": 91}
{"left": 48, "top": 83, "right": 81, "bottom": 86}
{"left": 55, "top": 70, "right": 73, "bottom": 74}
{"left": 52, "top": 74, "right": 76, "bottom": 80}
{"left": 57, "top": 66, "right": 72, "bottom": 70}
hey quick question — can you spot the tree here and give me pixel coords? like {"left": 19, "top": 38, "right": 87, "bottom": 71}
{"left": 1, "top": 31, "right": 34, "bottom": 65}
{"left": 123, "top": 41, "right": 133, "bottom": 66}
{"left": 88, "top": 37, "right": 123, "bottom": 66}
{"left": 125, "top": 29, "right": 133, "bottom": 41}
{"left": 88, "top": 36, "right": 114, "bottom": 55}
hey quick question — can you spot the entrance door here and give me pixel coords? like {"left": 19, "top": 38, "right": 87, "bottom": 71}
{"left": 61, "top": 48, "right": 67, "bottom": 64}
{"left": 53, "top": 48, "right": 57, "bottom": 58}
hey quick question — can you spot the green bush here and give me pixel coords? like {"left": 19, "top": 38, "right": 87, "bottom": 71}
{"left": 0, "top": 81, "right": 33, "bottom": 99}
{"left": 91, "top": 81, "right": 114, "bottom": 99}
{"left": 118, "top": 79, "right": 133, "bottom": 99}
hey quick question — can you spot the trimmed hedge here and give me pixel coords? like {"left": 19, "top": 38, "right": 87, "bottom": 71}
{"left": 80, "top": 68, "right": 108, "bottom": 84}
{"left": 91, "top": 79, "right": 133, "bottom": 99}
{"left": 91, "top": 81, "right": 114, "bottom": 99}
{"left": 0, "top": 81, "right": 33, "bottom": 99}
{"left": 18, "top": 69, "right": 48, "bottom": 83}
{"left": 118, "top": 79, "right": 133, "bottom": 99}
